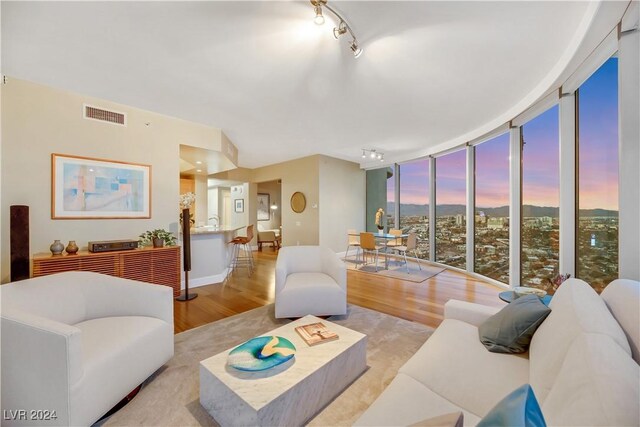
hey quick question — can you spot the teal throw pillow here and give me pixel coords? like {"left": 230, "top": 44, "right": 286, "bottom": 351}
{"left": 477, "top": 384, "right": 546, "bottom": 427}
{"left": 478, "top": 294, "right": 551, "bottom": 353}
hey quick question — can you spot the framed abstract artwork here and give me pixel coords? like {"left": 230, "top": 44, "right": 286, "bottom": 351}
{"left": 234, "top": 199, "right": 244, "bottom": 213}
{"left": 257, "top": 193, "right": 270, "bottom": 221}
{"left": 51, "top": 153, "right": 151, "bottom": 219}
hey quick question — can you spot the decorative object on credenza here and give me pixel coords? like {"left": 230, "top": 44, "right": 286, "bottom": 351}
{"left": 51, "top": 153, "right": 151, "bottom": 219}
{"left": 234, "top": 199, "right": 244, "bottom": 213}
{"left": 50, "top": 240, "right": 64, "bottom": 256}
{"left": 177, "top": 208, "right": 197, "bottom": 301}
{"left": 65, "top": 240, "right": 79, "bottom": 255}
{"left": 10, "top": 205, "right": 30, "bottom": 282}
{"left": 227, "top": 336, "right": 296, "bottom": 371}
{"left": 179, "top": 192, "right": 196, "bottom": 226}
{"left": 290, "top": 192, "right": 306, "bottom": 213}
{"left": 257, "top": 193, "right": 270, "bottom": 221}
{"left": 88, "top": 239, "right": 139, "bottom": 253}
{"left": 139, "top": 229, "right": 177, "bottom": 248}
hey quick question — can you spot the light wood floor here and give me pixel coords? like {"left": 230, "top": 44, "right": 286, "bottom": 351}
{"left": 173, "top": 249, "right": 506, "bottom": 333}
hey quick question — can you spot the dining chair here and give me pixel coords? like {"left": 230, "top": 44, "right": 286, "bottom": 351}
{"left": 345, "top": 229, "right": 361, "bottom": 263}
{"left": 390, "top": 232, "right": 422, "bottom": 273}
{"left": 386, "top": 229, "right": 403, "bottom": 248}
{"left": 360, "top": 232, "right": 383, "bottom": 272}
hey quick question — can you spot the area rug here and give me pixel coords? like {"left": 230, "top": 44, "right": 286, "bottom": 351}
{"left": 100, "top": 304, "right": 434, "bottom": 426}
{"left": 344, "top": 256, "right": 445, "bottom": 283}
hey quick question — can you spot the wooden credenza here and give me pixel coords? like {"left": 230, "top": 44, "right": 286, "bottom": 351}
{"left": 32, "top": 246, "right": 181, "bottom": 297}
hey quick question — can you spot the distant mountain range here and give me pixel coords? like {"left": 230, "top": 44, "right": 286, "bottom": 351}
{"left": 388, "top": 203, "right": 618, "bottom": 218}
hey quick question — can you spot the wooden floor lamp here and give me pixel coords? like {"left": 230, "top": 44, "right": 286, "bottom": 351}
{"left": 177, "top": 208, "right": 198, "bottom": 301}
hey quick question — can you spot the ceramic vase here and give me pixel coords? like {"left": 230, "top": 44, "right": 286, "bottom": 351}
{"left": 65, "top": 240, "right": 79, "bottom": 255}
{"left": 50, "top": 240, "right": 64, "bottom": 256}
{"left": 152, "top": 237, "right": 164, "bottom": 248}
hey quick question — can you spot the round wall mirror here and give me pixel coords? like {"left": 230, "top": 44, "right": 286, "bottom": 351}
{"left": 290, "top": 192, "right": 306, "bottom": 213}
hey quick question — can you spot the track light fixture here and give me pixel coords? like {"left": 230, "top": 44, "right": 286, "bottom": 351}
{"left": 310, "top": 0, "right": 363, "bottom": 58}
{"left": 362, "top": 149, "right": 384, "bottom": 162}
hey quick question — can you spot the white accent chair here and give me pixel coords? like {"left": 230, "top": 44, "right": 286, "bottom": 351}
{"left": 275, "top": 246, "right": 347, "bottom": 318}
{"left": 1, "top": 271, "right": 174, "bottom": 426}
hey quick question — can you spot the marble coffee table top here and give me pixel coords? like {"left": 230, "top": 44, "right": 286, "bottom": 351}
{"left": 200, "top": 315, "right": 367, "bottom": 411}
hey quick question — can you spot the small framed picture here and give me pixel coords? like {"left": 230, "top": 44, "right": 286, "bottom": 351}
{"left": 234, "top": 199, "right": 244, "bottom": 213}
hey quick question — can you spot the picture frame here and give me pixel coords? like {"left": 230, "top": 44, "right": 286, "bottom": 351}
{"left": 51, "top": 153, "right": 151, "bottom": 219}
{"left": 257, "top": 193, "right": 270, "bottom": 221}
{"left": 234, "top": 199, "right": 244, "bottom": 213}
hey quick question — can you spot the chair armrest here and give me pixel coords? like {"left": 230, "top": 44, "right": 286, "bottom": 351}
{"left": 322, "top": 251, "right": 347, "bottom": 292}
{"left": 275, "top": 252, "right": 289, "bottom": 296}
{"left": 1, "top": 310, "right": 82, "bottom": 424}
{"left": 73, "top": 272, "right": 173, "bottom": 325}
{"left": 444, "top": 300, "right": 502, "bottom": 327}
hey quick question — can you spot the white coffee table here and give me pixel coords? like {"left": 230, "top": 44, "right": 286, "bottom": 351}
{"left": 199, "top": 315, "right": 367, "bottom": 426}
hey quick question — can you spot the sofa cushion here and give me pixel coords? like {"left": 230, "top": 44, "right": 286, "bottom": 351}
{"left": 353, "top": 373, "right": 481, "bottom": 426}
{"left": 478, "top": 294, "right": 551, "bottom": 354}
{"left": 70, "top": 316, "right": 173, "bottom": 425}
{"left": 542, "top": 333, "right": 640, "bottom": 426}
{"left": 600, "top": 279, "right": 640, "bottom": 364}
{"left": 399, "top": 319, "right": 530, "bottom": 417}
{"left": 477, "top": 384, "right": 546, "bottom": 427}
{"left": 529, "top": 279, "right": 631, "bottom": 403}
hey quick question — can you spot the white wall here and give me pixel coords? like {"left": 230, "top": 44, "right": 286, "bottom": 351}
{"left": 319, "top": 155, "right": 366, "bottom": 252}
{"left": 1, "top": 78, "right": 223, "bottom": 283}
{"left": 618, "top": 6, "right": 640, "bottom": 281}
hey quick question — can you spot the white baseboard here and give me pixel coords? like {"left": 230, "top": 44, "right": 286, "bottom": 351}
{"left": 181, "top": 270, "right": 230, "bottom": 289}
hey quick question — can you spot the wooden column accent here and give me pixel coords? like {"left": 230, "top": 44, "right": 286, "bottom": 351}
{"left": 32, "top": 246, "right": 181, "bottom": 297}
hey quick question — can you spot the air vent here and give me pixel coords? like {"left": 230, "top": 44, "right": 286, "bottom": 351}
{"left": 83, "top": 104, "right": 127, "bottom": 126}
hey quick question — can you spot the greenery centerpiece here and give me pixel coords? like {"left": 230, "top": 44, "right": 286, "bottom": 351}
{"left": 139, "top": 229, "right": 177, "bottom": 248}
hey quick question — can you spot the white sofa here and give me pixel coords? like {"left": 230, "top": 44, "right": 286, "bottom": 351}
{"left": 1, "top": 271, "right": 174, "bottom": 426}
{"left": 275, "top": 246, "right": 347, "bottom": 318}
{"left": 355, "top": 278, "right": 640, "bottom": 426}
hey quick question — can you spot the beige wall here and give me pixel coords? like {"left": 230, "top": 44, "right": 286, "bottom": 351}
{"left": 319, "top": 155, "right": 366, "bottom": 252}
{"left": 1, "top": 78, "right": 223, "bottom": 283}
{"left": 251, "top": 156, "right": 320, "bottom": 247}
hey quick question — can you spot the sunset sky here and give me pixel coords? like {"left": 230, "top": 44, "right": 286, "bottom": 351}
{"left": 392, "top": 58, "right": 618, "bottom": 211}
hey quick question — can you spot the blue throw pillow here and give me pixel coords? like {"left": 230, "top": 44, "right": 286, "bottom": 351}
{"left": 477, "top": 384, "right": 546, "bottom": 427}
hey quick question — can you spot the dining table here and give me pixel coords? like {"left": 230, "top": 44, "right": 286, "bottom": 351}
{"left": 349, "top": 231, "right": 408, "bottom": 270}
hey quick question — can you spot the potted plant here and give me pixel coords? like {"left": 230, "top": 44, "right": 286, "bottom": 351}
{"left": 139, "top": 229, "right": 177, "bottom": 248}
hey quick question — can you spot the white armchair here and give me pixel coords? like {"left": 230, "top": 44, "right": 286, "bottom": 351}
{"left": 275, "top": 246, "right": 347, "bottom": 318}
{"left": 1, "top": 271, "right": 174, "bottom": 426}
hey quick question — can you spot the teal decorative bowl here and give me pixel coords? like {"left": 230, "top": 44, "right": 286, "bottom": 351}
{"left": 227, "top": 336, "right": 296, "bottom": 371}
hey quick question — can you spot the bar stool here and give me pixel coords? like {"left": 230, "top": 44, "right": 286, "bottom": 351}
{"left": 228, "top": 225, "right": 254, "bottom": 277}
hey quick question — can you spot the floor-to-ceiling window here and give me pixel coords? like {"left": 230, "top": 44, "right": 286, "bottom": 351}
{"left": 521, "top": 105, "right": 560, "bottom": 288}
{"left": 475, "top": 133, "right": 510, "bottom": 283}
{"left": 399, "top": 159, "right": 429, "bottom": 259}
{"left": 435, "top": 150, "right": 466, "bottom": 269}
{"left": 577, "top": 57, "right": 619, "bottom": 292}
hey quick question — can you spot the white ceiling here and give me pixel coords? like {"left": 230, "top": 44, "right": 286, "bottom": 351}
{"left": 0, "top": 1, "right": 617, "bottom": 169}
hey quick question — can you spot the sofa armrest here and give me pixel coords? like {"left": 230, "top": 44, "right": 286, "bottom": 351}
{"left": 444, "top": 300, "right": 502, "bottom": 327}
{"left": 1, "top": 310, "right": 82, "bottom": 424}
{"left": 275, "top": 253, "right": 289, "bottom": 296}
